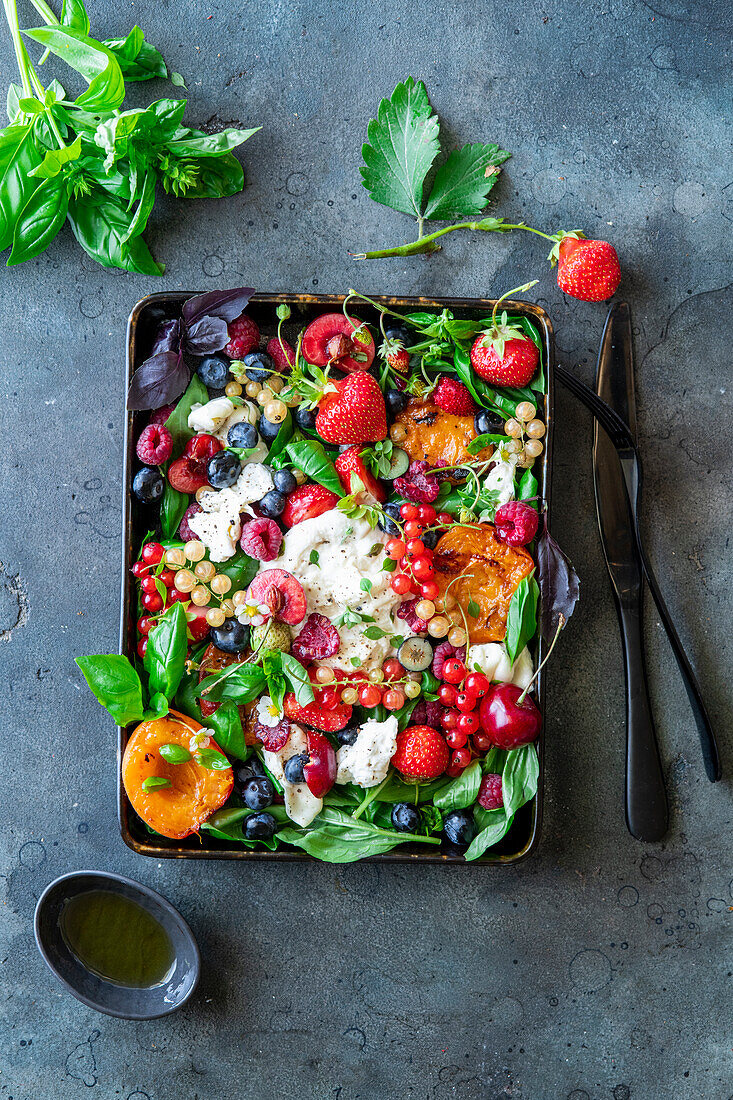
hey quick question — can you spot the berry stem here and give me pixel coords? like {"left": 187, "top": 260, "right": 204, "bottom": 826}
{"left": 517, "top": 613, "right": 565, "bottom": 704}
{"left": 350, "top": 219, "right": 559, "bottom": 260}
{"left": 351, "top": 768, "right": 393, "bottom": 820}
{"left": 490, "top": 280, "right": 539, "bottom": 330}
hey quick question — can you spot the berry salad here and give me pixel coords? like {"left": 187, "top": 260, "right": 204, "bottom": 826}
{"left": 79, "top": 288, "right": 578, "bottom": 863}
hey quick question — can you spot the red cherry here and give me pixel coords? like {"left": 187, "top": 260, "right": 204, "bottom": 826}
{"left": 446, "top": 727, "right": 468, "bottom": 749}
{"left": 455, "top": 691, "right": 477, "bottom": 714}
{"left": 437, "top": 511, "right": 453, "bottom": 525}
{"left": 159, "top": 569, "right": 176, "bottom": 588}
{"left": 419, "top": 580, "right": 440, "bottom": 600}
{"left": 386, "top": 538, "right": 406, "bottom": 560}
{"left": 465, "top": 671, "right": 490, "bottom": 698}
{"left": 131, "top": 561, "right": 149, "bottom": 578}
{"left": 137, "top": 637, "right": 148, "bottom": 659}
{"left": 359, "top": 684, "right": 382, "bottom": 708}
{"left": 400, "top": 503, "right": 419, "bottom": 520}
{"left": 142, "top": 592, "right": 163, "bottom": 612}
{"left": 472, "top": 729, "right": 494, "bottom": 752}
{"left": 184, "top": 433, "right": 222, "bottom": 462}
{"left": 440, "top": 708, "right": 459, "bottom": 730}
{"left": 140, "top": 575, "right": 158, "bottom": 594}
{"left": 411, "top": 556, "right": 434, "bottom": 580}
{"left": 141, "top": 542, "right": 164, "bottom": 565}
{"left": 438, "top": 684, "right": 457, "bottom": 706}
{"left": 457, "top": 712, "right": 480, "bottom": 735}
{"left": 137, "top": 615, "right": 154, "bottom": 635}
{"left": 403, "top": 519, "right": 423, "bottom": 538}
{"left": 320, "top": 686, "right": 341, "bottom": 710}
{"left": 405, "top": 538, "right": 425, "bottom": 557}
{"left": 479, "top": 684, "right": 542, "bottom": 749}
{"left": 303, "top": 729, "right": 337, "bottom": 798}
{"left": 442, "top": 658, "right": 466, "bottom": 685}
{"left": 451, "top": 746, "right": 472, "bottom": 769}
{"left": 391, "top": 573, "right": 411, "bottom": 595}
{"left": 417, "top": 504, "right": 436, "bottom": 523}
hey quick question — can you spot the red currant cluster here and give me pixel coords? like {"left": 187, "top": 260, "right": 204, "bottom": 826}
{"left": 317, "top": 659, "right": 422, "bottom": 712}
{"left": 132, "top": 541, "right": 211, "bottom": 658}
{"left": 436, "top": 658, "right": 493, "bottom": 777}
{"left": 386, "top": 502, "right": 453, "bottom": 602}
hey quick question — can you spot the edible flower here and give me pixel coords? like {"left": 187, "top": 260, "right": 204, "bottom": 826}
{"left": 256, "top": 695, "right": 283, "bottom": 728}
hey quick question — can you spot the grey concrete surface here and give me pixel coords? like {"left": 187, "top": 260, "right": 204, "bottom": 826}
{"left": 0, "top": 0, "right": 731, "bottom": 1097}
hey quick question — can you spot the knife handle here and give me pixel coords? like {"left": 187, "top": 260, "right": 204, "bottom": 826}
{"left": 618, "top": 595, "right": 668, "bottom": 842}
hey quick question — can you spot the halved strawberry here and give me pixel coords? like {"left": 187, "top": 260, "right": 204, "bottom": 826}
{"left": 335, "top": 445, "right": 386, "bottom": 502}
{"left": 302, "top": 312, "right": 375, "bottom": 373}
{"left": 315, "top": 371, "right": 387, "bottom": 445}
{"left": 283, "top": 692, "right": 352, "bottom": 731}
{"left": 281, "top": 483, "right": 340, "bottom": 528}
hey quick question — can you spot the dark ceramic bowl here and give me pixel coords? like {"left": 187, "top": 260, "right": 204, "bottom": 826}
{"left": 34, "top": 870, "right": 200, "bottom": 1019}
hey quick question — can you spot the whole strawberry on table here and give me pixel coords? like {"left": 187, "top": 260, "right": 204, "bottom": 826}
{"left": 78, "top": 288, "right": 578, "bottom": 863}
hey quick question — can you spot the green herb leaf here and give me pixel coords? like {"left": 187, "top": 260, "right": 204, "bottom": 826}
{"left": 285, "top": 439, "right": 342, "bottom": 496}
{"left": 104, "top": 26, "right": 167, "bottom": 82}
{"left": 362, "top": 625, "right": 389, "bottom": 640}
{"left": 61, "top": 0, "right": 91, "bottom": 34}
{"left": 195, "top": 747, "right": 231, "bottom": 771}
{"left": 144, "top": 603, "right": 188, "bottom": 700}
{"left": 23, "top": 25, "right": 121, "bottom": 84}
{"left": 466, "top": 432, "right": 509, "bottom": 456}
{"left": 29, "top": 135, "right": 82, "bottom": 180}
{"left": 423, "top": 142, "right": 510, "bottom": 220}
{"left": 160, "top": 481, "right": 188, "bottom": 539}
{"left": 360, "top": 77, "right": 440, "bottom": 219}
{"left": 164, "top": 374, "right": 208, "bottom": 456}
{"left": 504, "top": 575, "right": 539, "bottom": 664}
{"left": 277, "top": 806, "right": 439, "bottom": 863}
{"left": 206, "top": 699, "right": 249, "bottom": 760}
{"left": 467, "top": 597, "right": 480, "bottom": 619}
{"left": 214, "top": 548, "right": 259, "bottom": 592}
{"left": 197, "top": 663, "right": 266, "bottom": 704}
{"left": 67, "top": 192, "right": 164, "bottom": 275}
{"left": 501, "top": 744, "right": 539, "bottom": 816}
{"left": 360, "top": 577, "right": 373, "bottom": 594}
{"left": 8, "top": 174, "right": 68, "bottom": 266}
{"left": 142, "top": 775, "right": 172, "bottom": 791}
{"left": 76, "top": 655, "right": 145, "bottom": 726}
{"left": 518, "top": 467, "right": 539, "bottom": 509}
{"left": 0, "top": 124, "right": 43, "bottom": 252}
{"left": 433, "top": 759, "right": 482, "bottom": 811}
{"left": 262, "top": 410, "right": 293, "bottom": 466}
{"left": 159, "top": 742, "right": 192, "bottom": 764}
{"left": 464, "top": 807, "right": 513, "bottom": 860}
{"left": 280, "top": 652, "right": 315, "bottom": 706}
{"left": 309, "top": 549, "right": 320, "bottom": 568}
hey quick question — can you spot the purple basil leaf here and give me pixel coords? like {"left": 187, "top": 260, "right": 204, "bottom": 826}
{"left": 182, "top": 286, "right": 255, "bottom": 326}
{"left": 184, "top": 314, "right": 229, "bottom": 355}
{"left": 536, "top": 521, "right": 580, "bottom": 642}
{"left": 151, "top": 317, "right": 181, "bottom": 356}
{"left": 127, "top": 352, "right": 190, "bottom": 411}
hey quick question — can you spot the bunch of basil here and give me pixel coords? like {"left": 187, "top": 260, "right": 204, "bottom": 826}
{"left": 0, "top": 0, "right": 258, "bottom": 273}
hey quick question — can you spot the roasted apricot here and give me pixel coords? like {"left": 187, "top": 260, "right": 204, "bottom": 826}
{"left": 393, "top": 398, "right": 493, "bottom": 470}
{"left": 122, "top": 710, "right": 233, "bottom": 839}
{"left": 433, "top": 524, "right": 534, "bottom": 644}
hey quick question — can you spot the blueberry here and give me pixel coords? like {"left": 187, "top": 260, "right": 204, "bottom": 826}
{"left": 197, "top": 354, "right": 229, "bottom": 390}
{"left": 443, "top": 809, "right": 475, "bottom": 847}
{"left": 234, "top": 761, "right": 258, "bottom": 790}
{"left": 384, "top": 325, "right": 411, "bottom": 347}
{"left": 243, "top": 351, "right": 275, "bottom": 383}
{"left": 283, "top": 753, "right": 309, "bottom": 784}
{"left": 132, "top": 466, "right": 164, "bottom": 503}
{"left": 391, "top": 802, "right": 422, "bottom": 833}
{"left": 258, "top": 413, "right": 281, "bottom": 443}
{"left": 244, "top": 812, "right": 276, "bottom": 841}
{"left": 207, "top": 450, "right": 242, "bottom": 488}
{"left": 273, "top": 468, "right": 297, "bottom": 494}
{"left": 242, "top": 775, "right": 274, "bottom": 811}
{"left": 385, "top": 387, "right": 408, "bottom": 416}
{"left": 337, "top": 727, "right": 359, "bottom": 747}
{"left": 210, "top": 619, "right": 250, "bottom": 654}
{"left": 421, "top": 528, "right": 438, "bottom": 551}
{"left": 259, "top": 490, "right": 286, "bottom": 518}
{"left": 474, "top": 408, "right": 505, "bottom": 436}
{"left": 227, "top": 421, "right": 258, "bottom": 450}
{"left": 378, "top": 500, "right": 403, "bottom": 538}
{"left": 295, "top": 406, "right": 316, "bottom": 431}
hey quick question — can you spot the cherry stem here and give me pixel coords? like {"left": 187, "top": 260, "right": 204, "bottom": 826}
{"left": 490, "top": 280, "right": 540, "bottom": 331}
{"left": 517, "top": 614, "right": 565, "bottom": 704}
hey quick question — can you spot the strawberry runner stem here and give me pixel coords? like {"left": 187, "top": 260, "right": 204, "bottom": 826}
{"left": 351, "top": 219, "right": 566, "bottom": 260}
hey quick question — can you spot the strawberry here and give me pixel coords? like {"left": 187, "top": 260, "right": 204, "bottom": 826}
{"left": 470, "top": 317, "right": 539, "bottom": 387}
{"left": 432, "top": 375, "right": 476, "bottom": 415}
{"left": 335, "top": 445, "right": 386, "bottom": 502}
{"left": 380, "top": 337, "right": 410, "bottom": 374}
{"left": 391, "top": 724, "right": 450, "bottom": 781}
{"left": 549, "top": 231, "right": 620, "bottom": 302}
{"left": 315, "top": 370, "right": 387, "bottom": 445}
{"left": 281, "top": 483, "right": 340, "bottom": 528}
{"left": 283, "top": 675, "right": 353, "bottom": 731}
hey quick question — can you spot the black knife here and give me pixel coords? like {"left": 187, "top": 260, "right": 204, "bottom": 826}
{"left": 592, "top": 302, "right": 668, "bottom": 842}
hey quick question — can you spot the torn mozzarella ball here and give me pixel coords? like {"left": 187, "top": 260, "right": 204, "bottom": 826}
{"left": 188, "top": 397, "right": 236, "bottom": 434}
{"left": 468, "top": 642, "right": 534, "bottom": 689}
{"left": 189, "top": 463, "right": 274, "bottom": 562}
{"left": 336, "top": 716, "right": 398, "bottom": 788}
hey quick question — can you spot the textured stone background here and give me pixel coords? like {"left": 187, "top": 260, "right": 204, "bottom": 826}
{"left": 0, "top": 0, "right": 731, "bottom": 1097}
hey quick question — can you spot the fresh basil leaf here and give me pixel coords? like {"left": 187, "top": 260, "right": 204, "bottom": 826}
{"left": 467, "top": 598, "right": 480, "bottom": 618}
{"left": 285, "top": 439, "right": 342, "bottom": 496}
{"left": 518, "top": 467, "right": 539, "bottom": 508}
{"left": 182, "top": 286, "right": 255, "bottom": 326}
{"left": 144, "top": 603, "right": 188, "bottom": 700}
{"left": 263, "top": 411, "right": 293, "bottom": 465}
{"left": 195, "top": 747, "right": 231, "bottom": 770}
{"left": 0, "top": 123, "right": 43, "bottom": 251}
{"left": 160, "top": 481, "right": 188, "bottom": 539}
{"left": 142, "top": 775, "right": 172, "bottom": 791}
{"left": 159, "top": 742, "right": 192, "bottom": 763}
{"left": 423, "top": 142, "right": 510, "bottom": 220}
{"left": 536, "top": 522, "right": 580, "bottom": 642}
{"left": 433, "top": 759, "right": 482, "bottom": 811}
{"left": 144, "top": 691, "right": 170, "bottom": 720}
{"left": 464, "top": 808, "right": 513, "bottom": 861}
{"left": 127, "top": 350, "right": 188, "bottom": 411}
{"left": 372, "top": 774, "right": 451, "bottom": 803}
{"left": 277, "top": 807, "right": 439, "bottom": 863}
{"left": 181, "top": 152, "right": 244, "bottom": 198}
{"left": 122, "top": 169, "right": 157, "bottom": 243}
{"left": 8, "top": 175, "right": 68, "bottom": 266}
{"left": 61, "top": 0, "right": 91, "bottom": 34}
{"left": 501, "top": 744, "right": 539, "bottom": 816}
{"left": 76, "top": 655, "right": 145, "bottom": 725}
{"left": 167, "top": 126, "right": 260, "bottom": 158}
{"left": 360, "top": 77, "right": 440, "bottom": 219}
{"left": 197, "top": 663, "right": 266, "bottom": 704}
{"left": 6, "top": 84, "right": 22, "bottom": 122}
{"left": 162, "top": 373, "right": 208, "bottom": 453}
{"left": 75, "top": 58, "right": 125, "bottom": 111}
{"left": 207, "top": 699, "right": 249, "bottom": 760}
{"left": 280, "top": 652, "right": 315, "bottom": 706}
{"left": 172, "top": 669, "right": 205, "bottom": 724}
{"left": 104, "top": 27, "right": 167, "bottom": 81}
{"left": 505, "top": 576, "right": 539, "bottom": 664}
{"left": 214, "top": 548, "right": 259, "bottom": 591}
{"left": 28, "top": 135, "right": 82, "bottom": 180}
{"left": 23, "top": 26, "right": 121, "bottom": 84}
{"left": 67, "top": 192, "right": 164, "bottom": 275}
{"left": 467, "top": 432, "right": 509, "bottom": 456}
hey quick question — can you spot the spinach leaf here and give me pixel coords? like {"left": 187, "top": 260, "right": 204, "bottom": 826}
{"left": 197, "top": 663, "right": 266, "bottom": 704}
{"left": 285, "top": 439, "right": 342, "bottom": 496}
{"left": 215, "top": 548, "right": 259, "bottom": 592}
{"left": 504, "top": 575, "right": 539, "bottom": 664}
{"left": 164, "top": 374, "right": 209, "bottom": 455}
{"left": 277, "top": 807, "right": 440, "bottom": 863}
{"left": 76, "top": 655, "right": 145, "bottom": 725}
{"left": 206, "top": 699, "right": 249, "bottom": 760}
{"left": 433, "top": 759, "right": 482, "bottom": 811}
{"left": 160, "top": 481, "right": 189, "bottom": 540}
{"left": 143, "top": 602, "right": 187, "bottom": 700}
{"left": 8, "top": 175, "right": 68, "bottom": 266}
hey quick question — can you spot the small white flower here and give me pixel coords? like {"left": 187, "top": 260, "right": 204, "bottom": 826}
{"left": 189, "top": 731, "right": 212, "bottom": 751}
{"left": 256, "top": 695, "right": 283, "bottom": 727}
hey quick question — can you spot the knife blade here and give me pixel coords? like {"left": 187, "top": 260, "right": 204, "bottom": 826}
{"left": 593, "top": 302, "right": 668, "bottom": 842}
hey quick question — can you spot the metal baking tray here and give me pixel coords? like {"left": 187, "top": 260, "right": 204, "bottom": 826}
{"left": 120, "top": 292, "right": 555, "bottom": 863}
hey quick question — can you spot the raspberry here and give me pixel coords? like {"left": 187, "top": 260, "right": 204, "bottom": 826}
{"left": 255, "top": 716, "right": 291, "bottom": 752}
{"left": 291, "top": 613, "right": 340, "bottom": 660}
{"left": 432, "top": 641, "right": 466, "bottom": 680}
{"left": 409, "top": 699, "right": 443, "bottom": 729}
{"left": 433, "top": 375, "right": 476, "bottom": 415}
{"left": 136, "top": 423, "right": 173, "bottom": 465}
{"left": 396, "top": 597, "right": 429, "bottom": 634}
{"left": 239, "top": 517, "right": 283, "bottom": 562}
{"left": 494, "top": 500, "right": 539, "bottom": 546}
{"left": 225, "top": 314, "right": 260, "bottom": 359}
{"left": 478, "top": 773, "right": 504, "bottom": 810}
{"left": 149, "top": 403, "right": 176, "bottom": 425}
{"left": 394, "top": 460, "right": 440, "bottom": 504}
{"left": 179, "top": 503, "right": 203, "bottom": 541}
{"left": 266, "top": 336, "right": 295, "bottom": 372}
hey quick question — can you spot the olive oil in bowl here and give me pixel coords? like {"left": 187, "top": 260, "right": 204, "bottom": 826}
{"left": 59, "top": 889, "right": 174, "bottom": 988}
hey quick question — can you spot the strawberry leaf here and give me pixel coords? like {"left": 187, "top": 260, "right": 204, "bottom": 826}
{"left": 423, "top": 142, "right": 510, "bottom": 221}
{"left": 360, "top": 77, "right": 440, "bottom": 220}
